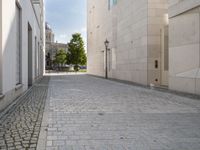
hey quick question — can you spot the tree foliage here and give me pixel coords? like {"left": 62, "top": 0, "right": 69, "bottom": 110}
{"left": 67, "top": 33, "right": 87, "bottom": 66}
{"left": 53, "top": 49, "right": 67, "bottom": 65}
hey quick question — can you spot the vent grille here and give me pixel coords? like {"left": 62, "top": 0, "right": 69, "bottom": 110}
{"left": 32, "top": 0, "right": 40, "bottom": 4}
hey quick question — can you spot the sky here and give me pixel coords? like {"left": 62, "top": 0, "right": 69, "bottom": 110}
{"left": 45, "top": 0, "right": 87, "bottom": 46}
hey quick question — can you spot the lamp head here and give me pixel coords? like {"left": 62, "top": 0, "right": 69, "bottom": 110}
{"left": 104, "top": 39, "right": 109, "bottom": 47}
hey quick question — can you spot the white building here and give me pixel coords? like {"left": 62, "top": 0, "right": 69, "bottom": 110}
{"left": 0, "top": 0, "right": 45, "bottom": 112}
{"left": 87, "top": 0, "right": 200, "bottom": 95}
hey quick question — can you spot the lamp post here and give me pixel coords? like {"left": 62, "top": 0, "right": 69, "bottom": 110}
{"left": 104, "top": 39, "right": 109, "bottom": 79}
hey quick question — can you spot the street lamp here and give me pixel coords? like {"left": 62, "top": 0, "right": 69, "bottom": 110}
{"left": 104, "top": 39, "right": 110, "bottom": 79}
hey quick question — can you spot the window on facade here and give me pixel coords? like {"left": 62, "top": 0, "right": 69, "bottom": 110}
{"left": 35, "top": 37, "right": 38, "bottom": 78}
{"left": 0, "top": 2, "right": 2, "bottom": 93}
{"left": 16, "top": 4, "right": 21, "bottom": 85}
{"left": 164, "top": 26, "right": 169, "bottom": 71}
{"left": 108, "top": 0, "right": 118, "bottom": 10}
{"left": 113, "top": 0, "right": 118, "bottom": 5}
{"left": 38, "top": 42, "right": 40, "bottom": 76}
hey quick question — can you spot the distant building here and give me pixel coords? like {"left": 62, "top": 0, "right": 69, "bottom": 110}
{"left": 46, "top": 23, "right": 55, "bottom": 43}
{"left": 0, "top": 0, "right": 45, "bottom": 112}
{"left": 45, "top": 23, "right": 68, "bottom": 69}
{"left": 87, "top": 0, "right": 200, "bottom": 95}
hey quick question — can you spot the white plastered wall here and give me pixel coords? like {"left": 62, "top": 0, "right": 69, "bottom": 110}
{"left": 0, "top": 0, "right": 2, "bottom": 94}
{"left": 2, "top": 0, "right": 41, "bottom": 93}
{"left": 0, "top": 0, "right": 43, "bottom": 112}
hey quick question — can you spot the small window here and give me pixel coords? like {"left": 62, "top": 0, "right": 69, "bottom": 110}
{"left": 16, "top": 3, "right": 22, "bottom": 85}
{"left": 35, "top": 37, "right": 38, "bottom": 78}
{"left": 108, "top": 0, "right": 118, "bottom": 10}
{"left": 164, "top": 26, "right": 169, "bottom": 71}
{"left": 38, "top": 42, "right": 40, "bottom": 76}
{"left": 113, "top": 0, "right": 118, "bottom": 5}
{"left": 155, "top": 60, "right": 158, "bottom": 69}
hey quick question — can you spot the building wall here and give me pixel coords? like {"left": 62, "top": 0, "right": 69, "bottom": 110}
{"left": 169, "top": 0, "right": 200, "bottom": 95}
{"left": 87, "top": 0, "right": 109, "bottom": 77}
{"left": 46, "top": 29, "right": 54, "bottom": 43}
{"left": 0, "top": 0, "right": 44, "bottom": 112}
{"left": 46, "top": 42, "right": 68, "bottom": 61}
{"left": 147, "top": 0, "right": 168, "bottom": 85}
{"left": 88, "top": 0, "right": 200, "bottom": 95}
{"left": 87, "top": 0, "right": 167, "bottom": 85}
{"left": 45, "top": 23, "right": 68, "bottom": 68}
{"left": 113, "top": 0, "right": 148, "bottom": 84}
{"left": 0, "top": 0, "right": 2, "bottom": 95}
{"left": 87, "top": 0, "right": 149, "bottom": 84}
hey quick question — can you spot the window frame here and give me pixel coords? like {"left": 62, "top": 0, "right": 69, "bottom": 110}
{"left": 108, "top": 0, "right": 118, "bottom": 10}
{"left": 38, "top": 42, "right": 40, "bottom": 76}
{"left": 15, "top": 2, "right": 22, "bottom": 86}
{"left": 0, "top": 0, "right": 2, "bottom": 94}
{"left": 35, "top": 36, "right": 38, "bottom": 78}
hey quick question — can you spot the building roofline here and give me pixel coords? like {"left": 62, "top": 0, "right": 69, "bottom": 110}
{"left": 30, "top": 0, "right": 43, "bottom": 29}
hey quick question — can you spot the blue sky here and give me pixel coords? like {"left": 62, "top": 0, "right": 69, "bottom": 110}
{"left": 45, "top": 0, "right": 87, "bottom": 45}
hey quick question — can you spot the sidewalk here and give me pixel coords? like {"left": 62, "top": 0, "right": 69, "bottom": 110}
{"left": 0, "top": 77, "right": 49, "bottom": 150}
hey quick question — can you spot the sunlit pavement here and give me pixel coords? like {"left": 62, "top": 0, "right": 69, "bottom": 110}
{"left": 44, "top": 72, "right": 87, "bottom": 76}
{"left": 37, "top": 74, "right": 200, "bottom": 150}
{"left": 1, "top": 74, "right": 200, "bottom": 150}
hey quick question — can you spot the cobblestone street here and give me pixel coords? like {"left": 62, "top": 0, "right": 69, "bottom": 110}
{"left": 1, "top": 75, "right": 200, "bottom": 150}
{"left": 39, "top": 74, "right": 200, "bottom": 150}
{"left": 0, "top": 77, "right": 49, "bottom": 150}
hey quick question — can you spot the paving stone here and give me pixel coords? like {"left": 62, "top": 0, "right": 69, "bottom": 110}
{"left": 38, "top": 74, "right": 200, "bottom": 150}
{"left": 46, "top": 140, "right": 53, "bottom": 147}
{"left": 7, "top": 143, "right": 14, "bottom": 147}
{"left": 7, "top": 147, "right": 15, "bottom": 150}
{"left": 0, "top": 77, "right": 49, "bottom": 149}
{"left": 53, "top": 140, "right": 65, "bottom": 146}
{"left": 16, "top": 145, "right": 23, "bottom": 149}
{"left": 30, "top": 144, "right": 37, "bottom": 148}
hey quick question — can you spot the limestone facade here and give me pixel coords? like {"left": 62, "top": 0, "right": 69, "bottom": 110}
{"left": 87, "top": 0, "right": 200, "bottom": 95}
{"left": 169, "top": 0, "right": 200, "bottom": 95}
{"left": 87, "top": 0, "right": 168, "bottom": 85}
{"left": 46, "top": 23, "right": 55, "bottom": 43}
{"left": 46, "top": 42, "right": 68, "bottom": 61}
{"left": 0, "top": 0, "right": 45, "bottom": 112}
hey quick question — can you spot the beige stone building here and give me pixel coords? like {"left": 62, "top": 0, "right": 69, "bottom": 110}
{"left": 45, "top": 23, "right": 68, "bottom": 68}
{"left": 46, "top": 42, "right": 68, "bottom": 60}
{"left": 0, "top": 0, "right": 45, "bottom": 112}
{"left": 46, "top": 22, "right": 55, "bottom": 43}
{"left": 87, "top": 0, "right": 200, "bottom": 95}
{"left": 169, "top": 1, "right": 200, "bottom": 95}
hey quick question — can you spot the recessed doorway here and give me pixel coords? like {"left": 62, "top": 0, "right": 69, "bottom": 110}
{"left": 28, "top": 23, "right": 33, "bottom": 87}
{"left": 161, "top": 25, "right": 169, "bottom": 86}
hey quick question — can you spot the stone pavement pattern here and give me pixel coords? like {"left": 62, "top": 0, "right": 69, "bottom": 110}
{"left": 41, "top": 75, "right": 200, "bottom": 150}
{"left": 0, "top": 77, "right": 49, "bottom": 150}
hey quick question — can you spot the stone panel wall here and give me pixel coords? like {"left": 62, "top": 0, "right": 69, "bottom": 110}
{"left": 169, "top": 4, "right": 200, "bottom": 94}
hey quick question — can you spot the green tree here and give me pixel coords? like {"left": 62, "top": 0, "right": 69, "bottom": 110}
{"left": 67, "top": 33, "right": 87, "bottom": 71}
{"left": 54, "top": 49, "right": 67, "bottom": 67}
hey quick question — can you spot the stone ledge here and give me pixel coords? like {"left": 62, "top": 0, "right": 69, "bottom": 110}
{"left": 15, "top": 84, "right": 23, "bottom": 91}
{"left": 176, "top": 68, "right": 200, "bottom": 79}
{"left": 0, "top": 94, "right": 5, "bottom": 99}
{"left": 169, "top": 0, "right": 200, "bottom": 18}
